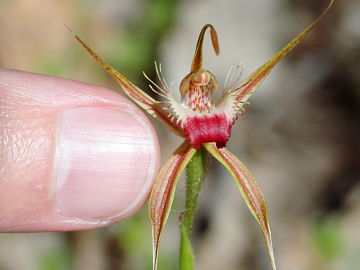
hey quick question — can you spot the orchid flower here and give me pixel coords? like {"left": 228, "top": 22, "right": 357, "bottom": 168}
{"left": 69, "top": 1, "right": 334, "bottom": 269}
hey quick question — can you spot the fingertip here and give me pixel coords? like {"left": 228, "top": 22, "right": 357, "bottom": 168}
{"left": 54, "top": 106, "right": 160, "bottom": 221}
{"left": 0, "top": 68, "right": 160, "bottom": 231}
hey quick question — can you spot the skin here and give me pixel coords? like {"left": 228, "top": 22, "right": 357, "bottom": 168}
{"left": 0, "top": 68, "right": 160, "bottom": 232}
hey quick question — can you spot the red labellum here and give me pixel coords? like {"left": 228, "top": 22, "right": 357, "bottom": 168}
{"left": 183, "top": 113, "right": 232, "bottom": 149}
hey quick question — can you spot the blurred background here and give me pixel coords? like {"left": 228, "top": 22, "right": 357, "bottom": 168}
{"left": 0, "top": 0, "right": 359, "bottom": 269}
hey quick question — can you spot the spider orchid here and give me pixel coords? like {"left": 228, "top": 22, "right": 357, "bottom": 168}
{"left": 69, "top": 1, "right": 333, "bottom": 269}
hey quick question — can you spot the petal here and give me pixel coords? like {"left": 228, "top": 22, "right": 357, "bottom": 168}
{"left": 203, "top": 142, "right": 276, "bottom": 270}
{"left": 191, "top": 24, "right": 220, "bottom": 72}
{"left": 68, "top": 27, "right": 184, "bottom": 137}
{"left": 221, "top": 0, "right": 334, "bottom": 108}
{"left": 149, "top": 141, "right": 197, "bottom": 270}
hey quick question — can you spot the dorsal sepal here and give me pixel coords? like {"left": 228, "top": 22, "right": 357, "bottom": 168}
{"left": 191, "top": 24, "right": 220, "bottom": 73}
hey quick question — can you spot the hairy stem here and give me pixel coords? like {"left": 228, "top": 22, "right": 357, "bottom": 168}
{"left": 179, "top": 147, "right": 207, "bottom": 270}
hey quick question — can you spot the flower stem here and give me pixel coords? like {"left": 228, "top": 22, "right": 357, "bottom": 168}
{"left": 179, "top": 147, "right": 207, "bottom": 270}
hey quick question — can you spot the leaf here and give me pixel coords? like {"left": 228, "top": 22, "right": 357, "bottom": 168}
{"left": 203, "top": 142, "right": 276, "bottom": 270}
{"left": 149, "top": 141, "right": 197, "bottom": 270}
{"left": 224, "top": 0, "right": 334, "bottom": 105}
{"left": 67, "top": 26, "right": 184, "bottom": 137}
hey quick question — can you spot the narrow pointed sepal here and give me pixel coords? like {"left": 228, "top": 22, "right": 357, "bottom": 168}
{"left": 203, "top": 143, "right": 276, "bottom": 270}
{"left": 236, "top": 0, "right": 334, "bottom": 102}
{"left": 191, "top": 24, "right": 220, "bottom": 72}
{"left": 68, "top": 28, "right": 184, "bottom": 137}
{"left": 219, "top": 0, "right": 334, "bottom": 119}
{"left": 149, "top": 141, "right": 197, "bottom": 270}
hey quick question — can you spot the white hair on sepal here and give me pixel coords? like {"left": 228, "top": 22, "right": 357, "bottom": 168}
{"left": 223, "top": 60, "right": 247, "bottom": 94}
{"left": 144, "top": 62, "right": 189, "bottom": 125}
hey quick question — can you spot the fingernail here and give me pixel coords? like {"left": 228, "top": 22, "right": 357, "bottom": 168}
{"left": 54, "top": 107, "right": 158, "bottom": 220}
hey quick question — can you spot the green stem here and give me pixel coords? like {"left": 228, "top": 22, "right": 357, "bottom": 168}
{"left": 179, "top": 147, "right": 207, "bottom": 270}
